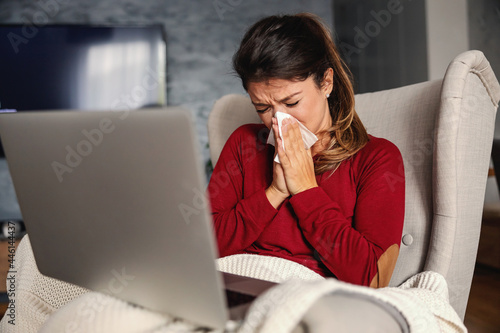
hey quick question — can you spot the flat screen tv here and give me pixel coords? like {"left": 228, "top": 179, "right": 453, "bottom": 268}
{"left": 0, "top": 24, "right": 167, "bottom": 156}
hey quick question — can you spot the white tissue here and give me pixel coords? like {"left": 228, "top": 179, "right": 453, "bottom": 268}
{"left": 266, "top": 112, "right": 318, "bottom": 163}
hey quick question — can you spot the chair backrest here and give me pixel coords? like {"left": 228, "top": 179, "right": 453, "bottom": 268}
{"left": 207, "top": 50, "right": 500, "bottom": 319}
{"left": 208, "top": 94, "right": 261, "bottom": 166}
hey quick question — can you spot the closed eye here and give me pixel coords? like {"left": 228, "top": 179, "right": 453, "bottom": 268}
{"left": 286, "top": 100, "right": 300, "bottom": 108}
{"left": 256, "top": 107, "right": 269, "bottom": 113}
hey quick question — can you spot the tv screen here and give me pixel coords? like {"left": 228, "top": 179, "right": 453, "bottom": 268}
{"left": 0, "top": 24, "right": 167, "bottom": 223}
{"left": 0, "top": 24, "right": 167, "bottom": 155}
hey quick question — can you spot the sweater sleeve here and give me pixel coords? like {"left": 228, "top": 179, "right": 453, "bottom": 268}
{"left": 207, "top": 125, "right": 278, "bottom": 257}
{"left": 289, "top": 139, "right": 405, "bottom": 287}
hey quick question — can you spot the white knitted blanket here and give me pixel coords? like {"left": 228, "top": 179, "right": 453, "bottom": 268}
{"left": 0, "top": 236, "right": 467, "bottom": 333}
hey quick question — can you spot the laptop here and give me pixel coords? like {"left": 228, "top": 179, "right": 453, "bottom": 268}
{"left": 0, "top": 108, "right": 275, "bottom": 330}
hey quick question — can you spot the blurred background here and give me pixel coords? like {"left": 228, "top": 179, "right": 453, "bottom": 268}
{"left": 0, "top": 0, "right": 499, "bottom": 330}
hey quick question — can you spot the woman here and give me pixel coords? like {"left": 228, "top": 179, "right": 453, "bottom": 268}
{"left": 208, "top": 13, "right": 405, "bottom": 288}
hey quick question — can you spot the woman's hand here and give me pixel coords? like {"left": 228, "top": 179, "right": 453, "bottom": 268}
{"left": 266, "top": 118, "right": 290, "bottom": 208}
{"left": 276, "top": 118, "right": 318, "bottom": 195}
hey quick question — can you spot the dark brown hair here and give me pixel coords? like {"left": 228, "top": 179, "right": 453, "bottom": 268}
{"left": 233, "top": 13, "right": 369, "bottom": 174}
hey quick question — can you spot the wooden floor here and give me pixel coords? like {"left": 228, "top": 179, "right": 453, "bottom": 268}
{"left": 464, "top": 264, "right": 500, "bottom": 333}
{"left": 0, "top": 264, "right": 498, "bottom": 330}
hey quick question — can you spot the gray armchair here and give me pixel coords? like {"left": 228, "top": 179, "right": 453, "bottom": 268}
{"left": 207, "top": 50, "right": 500, "bottom": 319}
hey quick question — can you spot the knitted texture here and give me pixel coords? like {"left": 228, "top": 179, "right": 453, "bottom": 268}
{"left": 216, "top": 254, "right": 324, "bottom": 282}
{"left": 0, "top": 235, "right": 88, "bottom": 333}
{"left": 238, "top": 271, "right": 466, "bottom": 333}
{"left": 38, "top": 292, "right": 176, "bottom": 333}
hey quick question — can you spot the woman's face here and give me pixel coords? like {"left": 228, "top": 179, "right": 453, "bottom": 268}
{"left": 246, "top": 70, "right": 333, "bottom": 137}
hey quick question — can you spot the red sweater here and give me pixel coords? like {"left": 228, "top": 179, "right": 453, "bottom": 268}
{"left": 207, "top": 124, "right": 405, "bottom": 287}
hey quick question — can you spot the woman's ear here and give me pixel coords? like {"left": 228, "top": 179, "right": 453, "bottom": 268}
{"left": 322, "top": 68, "right": 334, "bottom": 96}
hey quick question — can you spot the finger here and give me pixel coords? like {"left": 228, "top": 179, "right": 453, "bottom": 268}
{"left": 283, "top": 120, "right": 301, "bottom": 146}
{"left": 280, "top": 121, "right": 293, "bottom": 157}
{"left": 282, "top": 120, "right": 302, "bottom": 160}
{"left": 272, "top": 120, "right": 281, "bottom": 154}
{"left": 289, "top": 120, "right": 304, "bottom": 151}
{"left": 276, "top": 136, "right": 290, "bottom": 166}
{"left": 272, "top": 118, "right": 279, "bottom": 138}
